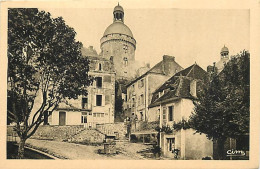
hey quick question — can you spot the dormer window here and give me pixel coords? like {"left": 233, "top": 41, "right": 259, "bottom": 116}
{"left": 159, "top": 90, "right": 165, "bottom": 98}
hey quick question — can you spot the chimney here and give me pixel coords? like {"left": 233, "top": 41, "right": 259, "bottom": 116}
{"left": 162, "top": 55, "right": 175, "bottom": 76}
{"left": 146, "top": 63, "right": 150, "bottom": 68}
{"left": 190, "top": 80, "right": 197, "bottom": 98}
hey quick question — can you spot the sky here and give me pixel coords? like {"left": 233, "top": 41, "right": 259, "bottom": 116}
{"left": 41, "top": 1, "right": 250, "bottom": 70}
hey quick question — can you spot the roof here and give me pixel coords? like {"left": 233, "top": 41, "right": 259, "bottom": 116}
{"left": 126, "top": 61, "right": 165, "bottom": 87}
{"left": 149, "top": 64, "right": 208, "bottom": 108}
{"left": 126, "top": 57, "right": 183, "bottom": 87}
{"left": 114, "top": 4, "right": 124, "bottom": 12}
{"left": 154, "top": 64, "right": 208, "bottom": 93}
{"left": 221, "top": 45, "right": 229, "bottom": 53}
{"left": 103, "top": 21, "right": 133, "bottom": 37}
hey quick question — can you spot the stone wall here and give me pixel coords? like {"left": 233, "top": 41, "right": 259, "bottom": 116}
{"left": 29, "top": 125, "right": 84, "bottom": 141}
{"left": 96, "top": 122, "right": 127, "bottom": 140}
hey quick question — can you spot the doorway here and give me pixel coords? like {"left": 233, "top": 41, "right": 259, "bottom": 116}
{"left": 59, "top": 111, "right": 66, "bottom": 126}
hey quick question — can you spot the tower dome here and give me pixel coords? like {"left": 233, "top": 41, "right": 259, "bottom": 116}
{"left": 100, "top": 4, "right": 136, "bottom": 79}
{"left": 220, "top": 45, "right": 229, "bottom": 58}
{"left": 102, "top": 3, "right": 134, "bottom": 38}
{"left": 103, "top": 22, "right": 133, "bottom": 37}
{"left": 221, "top": 45, "right": 229, "bottom": 53}
{"left": 114, "top": 3, "right": 124, "bottom": 12}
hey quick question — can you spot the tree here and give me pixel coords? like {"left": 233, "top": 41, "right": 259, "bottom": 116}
{"left": 8, "top": 8, "right": 92, "bottom": 158}
{"left": 189, "top": 51, "right": 250, "bottom": 159}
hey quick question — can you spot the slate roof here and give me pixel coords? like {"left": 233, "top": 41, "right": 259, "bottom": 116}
{"left": 126, "top": 58, "right": 182, "bottom": 87}
{"left": 149, "top": 64, "right": 208, "bottom": 108}
{"left": 154, "top": 64, "right": 208, "bottom": 93}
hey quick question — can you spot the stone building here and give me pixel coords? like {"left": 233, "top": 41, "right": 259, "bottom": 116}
{"left": 148, "top": 64, "right": 213, "bottom": 159}
{"left": 100, "top": 3, "right": 137, "bottom": 79}
{"left": 125, "top": 55, "right": 183, "bottom": 122}
{"left": 45, "top": 46, "right": 116, "bottom": 127}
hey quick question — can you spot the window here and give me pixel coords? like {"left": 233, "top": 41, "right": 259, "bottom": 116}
{"left": 89, "top": 112, "right": 92, "bottom": 116}
{"left": 81, "top": 115, "right": 87, "bottom": 123}
{"left": 93, "top": 113, "right": 104, "bottom": 118}
{"left": 139, "top": 94, "right": 144, "bottom": 105}
{"left": 132, "top": 98, "right": 135, "bottom": 108}
{"left": 96, "top": 77, "right": 102, "bottom": 88}
{"left": 163, "top": 107, "right": 167, "bottom": 121}
{"left": 167, "top": 138, "right": 175, "bottom": 151}
{"left": 96, "top": 95, "right": 102, "bottom": 106}
{"left": 168, "top": 106, "right": 174, "bottom": 121}
{"left": 82, "top": 97, "right": 88, "bottom": 109}
{"left": 123, "top": 57, "right": 128, "bottom": 66}
{"left": 140, "top": 112, "right": 143, "bottom": 121}
{"left": 98, "top": 63, "right": 102, "bottom": 71}
{"left": 123, "top": 44, "right": 128, "bottom": 53}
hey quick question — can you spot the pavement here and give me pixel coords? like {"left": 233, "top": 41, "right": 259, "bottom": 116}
{"left": 25, "top": 139, "right": 153, "bottom": 160}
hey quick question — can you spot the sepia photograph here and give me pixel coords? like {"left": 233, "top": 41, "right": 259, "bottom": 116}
{"left": 1, "top": 0, "right": 259, "bottom": 168}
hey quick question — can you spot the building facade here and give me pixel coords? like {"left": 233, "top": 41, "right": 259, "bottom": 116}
{"left": 45, "top": 46, "right": 116, "bottom": 127}
{"left": 148, "top": 64, "right": 213, "bottom": 159}
{"left": 125, "top": 55, "right": 183, "bottom": 122}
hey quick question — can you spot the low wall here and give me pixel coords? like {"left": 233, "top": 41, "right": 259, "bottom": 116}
{"left": 96, "top": 122, "right": 127, "bottom": 140}
{"left": 7, "top": 125, "right": 84, "bottom": 141}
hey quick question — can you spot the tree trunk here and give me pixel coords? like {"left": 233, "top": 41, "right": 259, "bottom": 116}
{"left": 217, "top": 138, "right": 226, "bottom": 160}
{"left": 17, "top": 137, "right": 26, "bottom": 159}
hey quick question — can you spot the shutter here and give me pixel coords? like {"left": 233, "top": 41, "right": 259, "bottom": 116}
{"left": 105, "top": 94, "right": 110, "bottom": 105}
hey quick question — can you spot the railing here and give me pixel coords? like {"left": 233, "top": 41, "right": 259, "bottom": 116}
{"left": 83, "top": 122, "right": 98, "bottom": 129}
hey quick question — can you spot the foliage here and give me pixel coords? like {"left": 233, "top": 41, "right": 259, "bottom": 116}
{"left": 155, "top": 125, "right": 173, "bottom": 134}
{"left": 189, "top": 50, "right": 250, "bottom": 159}
{"left": 8, "top": 8, "right": 92, "bottom": 158}
{"left": 173, "top": 119, "right": 191, "bottom": 131}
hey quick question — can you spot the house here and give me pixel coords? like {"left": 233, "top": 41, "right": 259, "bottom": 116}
{"left": 125, "top": 55, "right": 183, "bottom": 122}
{"left": 44, "top": 46, "right": 116, "bottom": 128}
{"left": 148, "top": 63, "right": 213, "bottom": 159}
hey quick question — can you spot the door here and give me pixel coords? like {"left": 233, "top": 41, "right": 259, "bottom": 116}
{"left": 59, "top": 111, "right": 66, "bottom": 126}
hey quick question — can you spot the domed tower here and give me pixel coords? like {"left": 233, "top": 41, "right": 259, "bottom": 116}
{"left": 216, "top": 45, "right": 230, "bottom": 73}
{"left": 220, "top": 45, "right": 229, "bottom": 59}
{"left": 100, "top": 3, "right": 136, "bottom": 79}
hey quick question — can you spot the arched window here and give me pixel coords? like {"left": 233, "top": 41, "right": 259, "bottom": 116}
{"left": 123, "top": 57, "right": 128, "bottom": 66}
